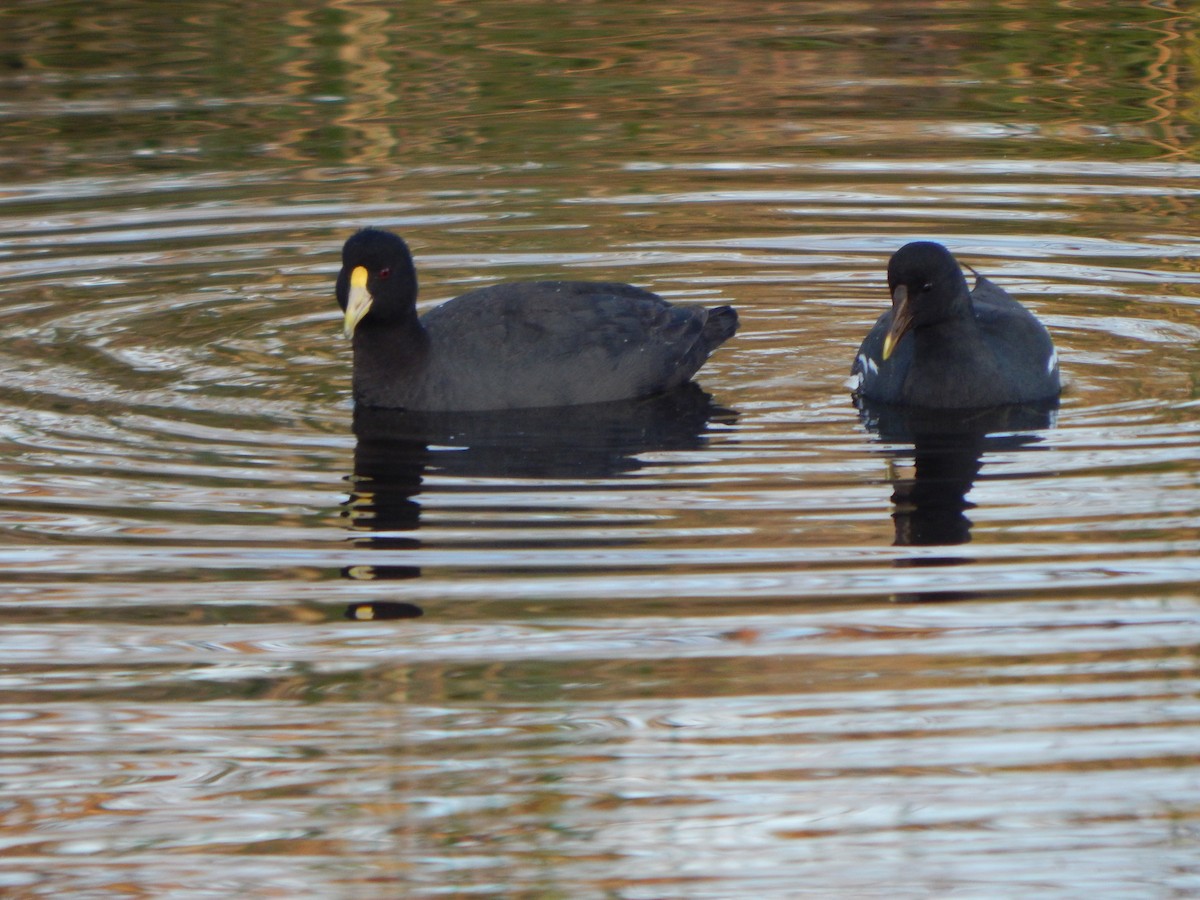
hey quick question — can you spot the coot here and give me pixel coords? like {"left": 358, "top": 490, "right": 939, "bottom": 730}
{"left": 337, "top": 228, "right": 738, "bottom": 411}
{"left": 852, "top": 241, "right": 1059, "bottom": 408}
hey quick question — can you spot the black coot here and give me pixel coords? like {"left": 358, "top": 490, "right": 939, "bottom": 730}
{"left": 852, "top": 241, "right": 1060, "bottom": 408}
{"left": 336, "top": 228, "right": 738, "bottom": 411}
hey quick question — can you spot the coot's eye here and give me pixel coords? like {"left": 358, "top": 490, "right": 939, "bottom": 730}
{"left": 920, "top": 281, "right": 933, "bottom": 293}
{"left": 378, "top": 267, "right": 392, "bottom": 279}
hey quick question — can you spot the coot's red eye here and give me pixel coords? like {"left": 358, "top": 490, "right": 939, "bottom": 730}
{"left": 378, "top": 267, "right": 392, "bottom": 279}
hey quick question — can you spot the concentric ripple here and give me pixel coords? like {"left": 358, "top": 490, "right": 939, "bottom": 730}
{"left": 1, "top": 150, "right": 1199, "bottom": 897}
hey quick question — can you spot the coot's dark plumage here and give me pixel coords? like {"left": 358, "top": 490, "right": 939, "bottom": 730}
{"left": 336, "top": 228, "right": 739, "bottom": 411}
{"left": 852, "top": 241, "right": 1060, "bottom": 408}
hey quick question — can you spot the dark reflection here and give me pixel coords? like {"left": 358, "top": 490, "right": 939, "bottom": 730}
{"left": 344, "top": 601, "right": 425, "bottom": 621}
{"left": 341, "top": 383, "right": 733, "bottom": 583}
{"left": 858, "top": 398, "right": 1057, "bottom": 598}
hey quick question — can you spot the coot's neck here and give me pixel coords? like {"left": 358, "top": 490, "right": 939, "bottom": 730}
{"left": 351, "top": 315, "right": 431, "bottom": 406}
{"left": 907, "top": 303, "right": 1006, "bottom": 407}
{"left": 912, "top": 311, "right": 985, "bottom": 358}
{"left": 906, "top": 281, "right": 976, "bottom": 345}
{"left": 939, "top": 280, "right": 975, "bottom": 322}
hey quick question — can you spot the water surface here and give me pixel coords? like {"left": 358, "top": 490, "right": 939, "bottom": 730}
{"left": 1, "top": 1, "right": 1199, "bottom": 897}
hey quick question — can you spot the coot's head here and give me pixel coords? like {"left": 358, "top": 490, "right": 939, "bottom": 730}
{"left": 882, "top": 241, "right": 971, "bottom": 359}
{"left": 336, "top": 228, "right": 419, "bottom": 338}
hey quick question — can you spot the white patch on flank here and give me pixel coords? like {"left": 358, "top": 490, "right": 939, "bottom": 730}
{"left": 848, "top": 353, "right": 878, "bottom": 391}
{"left": 1046, "top": 346, "right": 1058, "bottom": 375}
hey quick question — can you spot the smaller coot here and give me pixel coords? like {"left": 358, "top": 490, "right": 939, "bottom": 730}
{"left": 852, "top": 241, "right": 1060, "bottom": 408}
{"left": 337, "top": 228, "right": 738, "bottom": 411}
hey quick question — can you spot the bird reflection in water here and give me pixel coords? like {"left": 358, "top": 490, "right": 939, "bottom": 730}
{"left": 340, "top": 383, "right": 733, "bottom": 610}
{"left": 857, "top": 398, "right": 1057, "bottom": 599}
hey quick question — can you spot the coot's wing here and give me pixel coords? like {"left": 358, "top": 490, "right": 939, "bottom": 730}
{"left": 419, "top": 282, "right": 722, "bottom": 409}
{"left": 971, "top": 281, "right": 1060, "bottom": 399}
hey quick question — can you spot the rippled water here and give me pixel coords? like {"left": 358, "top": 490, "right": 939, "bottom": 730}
{"left": 2, "top": 1, "right": 1200, "bottom": 897}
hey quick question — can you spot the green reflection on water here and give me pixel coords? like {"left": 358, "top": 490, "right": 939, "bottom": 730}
{"left": 0, "top": 0, "right": 1197, "bottom": 179}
